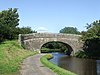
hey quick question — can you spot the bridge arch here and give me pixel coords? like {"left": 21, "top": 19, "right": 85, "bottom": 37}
{"left": 40, "top": 41, "right": 73, "bottom": 55}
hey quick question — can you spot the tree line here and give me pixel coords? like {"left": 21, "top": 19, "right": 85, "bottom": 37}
{"left": 0, "top": 8, "right": 36, "bottom": 42}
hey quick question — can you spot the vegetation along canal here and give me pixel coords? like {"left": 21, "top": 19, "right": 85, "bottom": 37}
{"left": 49, "top": 52, "right": 100, "bottom": 75}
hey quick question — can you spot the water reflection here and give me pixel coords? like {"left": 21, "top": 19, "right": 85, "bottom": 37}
{"left": 97, "top": 60, "right": 100, "bottom": 75}
{"left": 50, "top": 53, "right": 100, "bottom": 75}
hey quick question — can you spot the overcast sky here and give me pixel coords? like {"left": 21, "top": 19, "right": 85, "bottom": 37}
{"left": 0, "top": 0, "right": 100, "bottom": 33}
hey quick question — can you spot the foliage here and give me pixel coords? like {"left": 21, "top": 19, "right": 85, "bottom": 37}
{"left": 0, "top": 8, "right": 19, "bottom": 40}
{"left": 41, "top": 41, "right": 69, "bottom": 54}
{"left": 74, "top": 50, "right": 88, "bottom": 58}
{"left": 0, "top": 40, "right": 38, "bottom": 75}
{"left": 59, "top": 27, "right": 80, "bottom": 34}
{"left": 81, "top": 20, "right": 100, "bottom": 41}
{"left": 40, "top": 54, "right": 76, "bottom": 75}
{"left": 80, "top": 20, "right": 100, "bottom": 59}
{"left": 82, "top": 38, "right": 100, "bottom": 59}
{"left": 0, "top": 8, "right": 37, "bottom": 42}
{"left": 16, "top": 26, "right": 37, "bottom": 34}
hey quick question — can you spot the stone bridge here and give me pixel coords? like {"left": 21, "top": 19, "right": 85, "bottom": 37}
{"left": 19, "top": 33, "right": 83, "bottom": 55}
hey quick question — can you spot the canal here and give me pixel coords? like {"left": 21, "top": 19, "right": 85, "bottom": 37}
{"left": 49, "top": 52, "right": 100, "bottom": 75}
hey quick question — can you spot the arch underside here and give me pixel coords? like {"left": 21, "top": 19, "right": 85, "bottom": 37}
{"left": 40, "top": 41, "right": 73, "bottom": 55}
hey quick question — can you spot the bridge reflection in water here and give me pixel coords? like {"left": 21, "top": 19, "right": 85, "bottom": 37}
{"left": 49, "top": 52, "right": 100, "bottom": 75}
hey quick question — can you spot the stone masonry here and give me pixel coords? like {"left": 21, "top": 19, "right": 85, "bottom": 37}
{"left": 19, "top": 33, "right": 83, "bottom": 55}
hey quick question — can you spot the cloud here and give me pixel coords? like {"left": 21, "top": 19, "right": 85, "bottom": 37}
{"left": 37, "top": 27, "right": 48, "bottom": 32}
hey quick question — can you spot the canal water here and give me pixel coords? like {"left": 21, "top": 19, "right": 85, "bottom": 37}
{"left": 49, "top": 52, "right": 100, "bottom": 75}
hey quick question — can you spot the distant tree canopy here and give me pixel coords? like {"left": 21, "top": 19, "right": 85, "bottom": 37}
{"left": 0, "top": 8, "right": 36, "bottom": 42}
{"left": 41, "top": 41, "right": 69, "bottom": 54}
{"left": 42, "top": 42, "right": 67, "bottom": 50}
{"left": 59, "top": 27, "right": 80, "bottom": 34}
{"left": 16, "top": 26, "right": 37, "bottom": 34}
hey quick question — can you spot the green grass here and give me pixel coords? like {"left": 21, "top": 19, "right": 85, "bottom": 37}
{"left": 41, "top": 48, "right": 61, "bottom": 53}
{"left": 40, "top": 54, "right": 77, "bottom": 75}
{"left": 0, "top": 40, "right": 38, "bottom": 75}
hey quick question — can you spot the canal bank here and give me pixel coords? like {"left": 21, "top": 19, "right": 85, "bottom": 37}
{"left": 50, "top": 52, "right": 100, "bottom": 75}
{"left": 41, "top": 54, "right": 76, "bottom": 75}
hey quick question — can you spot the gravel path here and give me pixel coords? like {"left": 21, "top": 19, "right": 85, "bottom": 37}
{"left": 20, "top": 54, "right": 57, "bottom": 75}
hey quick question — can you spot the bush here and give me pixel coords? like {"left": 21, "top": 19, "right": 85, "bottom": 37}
{"left": 74, "top": 50, "right": 88, "bottom": 58}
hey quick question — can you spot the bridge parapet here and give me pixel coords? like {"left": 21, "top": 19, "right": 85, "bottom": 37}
{"left": 20, "top": 33, "right": 81, "bottom": 40}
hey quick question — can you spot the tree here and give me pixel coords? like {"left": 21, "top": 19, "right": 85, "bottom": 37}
{"left": 0, "top": 8, "right": 37, "bottom": 41}
{"left": 59, "top": 27, "right": 80, "bottom": 34}
{"left": 81, "top": 20, "right": 100, "bottom": 59}
{"left": 0, "top": 8, "right": 19, "bottom": 40}
{"left": 18, "top": 26, "right": 37, "bottom": 34}
{"left": 81, "top": 20, "right": 100, "bottom": 41}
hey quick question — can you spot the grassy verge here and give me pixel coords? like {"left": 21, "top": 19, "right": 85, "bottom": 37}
{"left": 41, "top": 48, "right": 61, "bottom": 53}
{"left": 0, "top": 40, "right": 38, "bottom": 75}
{"left": 40, "top": 54, "right": 77, "bottom": 75}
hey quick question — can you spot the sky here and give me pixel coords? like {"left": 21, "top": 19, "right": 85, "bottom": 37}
{"left": 0, "top": 0, "right": 100, "bottom": 33}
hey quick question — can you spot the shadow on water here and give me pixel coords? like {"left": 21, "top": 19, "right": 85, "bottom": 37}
{"left": 49, "top": 52, "right": 100, "bottom": 75}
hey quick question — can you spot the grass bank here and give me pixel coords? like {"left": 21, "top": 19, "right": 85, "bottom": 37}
{"left": 40, "top": 54, "right": 77, "bottom": 75}
{"left": 0, "top": 40, "right": 38, "bottom": 75}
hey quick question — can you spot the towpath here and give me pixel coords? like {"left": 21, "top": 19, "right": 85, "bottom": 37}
{"left": 20, "top": 54, "right": 57, "bottom": 75}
